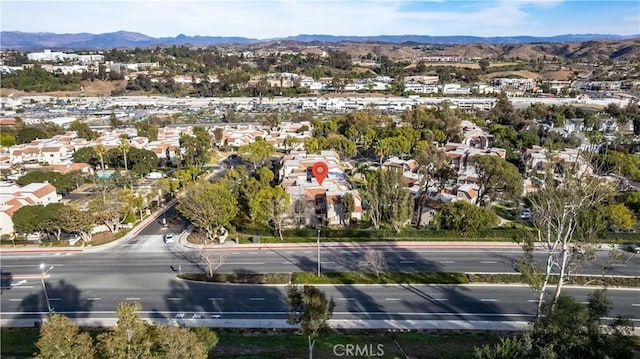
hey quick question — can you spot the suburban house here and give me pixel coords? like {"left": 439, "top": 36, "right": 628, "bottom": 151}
{"left": 0, "top": 181, "right": 61, "bottom": 236}
{"left": 279, "top": 151, "right": 363, "bottom": 227}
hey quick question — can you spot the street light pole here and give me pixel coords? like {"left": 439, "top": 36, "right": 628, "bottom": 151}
{"left": 317, "top": 228, "right": 321, "bottom": 277}
{"left": 39, "top": 263, "right": 54, "bottom": 314}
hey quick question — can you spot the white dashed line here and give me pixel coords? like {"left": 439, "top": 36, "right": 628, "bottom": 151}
{"left": 439, "top": 261, "right": 455, "bottom": 264}
{"left": 338, "top": 298, "right": 356, "bottom": 301}
{"left": 9, "top": 299, "right": 21, "bottom": 301}
{"left": 87, "top": 298, "right": 101, "bottom": 301}
{"left": 399, "top": 260, "right": 415, "bottom": 264}
{"left": 481, "top": 261, "right": 497, "bottom": 264}
{"left": 249, "top": 297, "right": 265, "bottom": 301}
{"left": 385, "top": 298, "right": 402, "bottom": 301}
{"left": 481, "top": 299, "right": 498, "bottom": 302}
{"left": 209, "top": 297, "right": 223, "bottom": 301}
{"left": 167, "top": 297, "right": 182, "bottom": 301}
{"left": 434, "top": 298, "right": 448, "bottom": 301}
{"left": 126, "top": 298, "right": 141, "bottom": 301}
{"left": 48, "top": 298, "right": 62, "bottom": 301}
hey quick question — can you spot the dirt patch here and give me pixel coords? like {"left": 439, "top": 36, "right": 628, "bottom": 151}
{"left": 0, "top": 80, "right": 125, "bottom": 97}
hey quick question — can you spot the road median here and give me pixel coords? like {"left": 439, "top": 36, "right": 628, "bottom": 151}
{"left": 177, "top": 271, "right": 640, "bottom": 287}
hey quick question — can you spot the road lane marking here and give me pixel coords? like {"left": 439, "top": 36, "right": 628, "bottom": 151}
{"left": 208, "top": 298, "right": 223, "bottom": 301}
{"left": 439, "top": 261, "right": 455, "bottom": 264}
{"left": 280, "top": 261, "right": 296, "bottom": 264}
{"left": 125, "top": 298, "right": 141, "bottom": 301}
{"left": 286, "top": 251, "right": 295, "bottom": 254}
{"left": 9, "top": 298, "right": 21, "bottom": 301}
{"left": 480, "top": 299, "right": 498, "bottom": 302}
{"left": 481, "top": 261, "right": 497, "bottom": 264}
{"left": 434, "top": 299, "right": 448, "bottom": 301}
{"left": 167, "top": 297, "right": 182, "bottom": 301}
{"left": 303, "top": 251, "right": 312, "bottom": 254}
{"left": 1, "top": 264, "right": 64, "bottom": 268}
{"left": 527, "top": 300, "right": 538, "bottom": 303}
{"left": 224, "top": 262, "right": 265, "bottom": 265}
{"left": 632, "top": 304, "right": 640, "bottom": 307}
{"left": 385, "top": 298, "right": 402, "bottom": 301}
{"left": 249, "top": 297, "right": 265, "bottom": 301}
{"left": 48, "top": 298, "right": 62, "bottom": 301}
{"left": 87, "top": 298, "right": 101, "bottom": 301}
{"left": 322, "top": 261, "right": 335, "bottom": 264}
{"left": 338, "top": 298, "right": 356, "bottom": 301}
{"left": 399, "top": 260, "right": 415, "bottom": 264}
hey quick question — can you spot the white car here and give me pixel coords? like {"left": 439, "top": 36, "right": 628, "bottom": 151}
{"left": 520, "top": 209, "right": 532, "bottom": 220}
{"left": 164, "top": 233, "right": 175, "bottom": 243}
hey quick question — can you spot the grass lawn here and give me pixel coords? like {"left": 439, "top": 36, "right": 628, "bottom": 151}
{"left": 207, "top": 331, "right": 500, "bottom": 359}
{"left": 1, "top": 327, "right": 499, "bottom": 359}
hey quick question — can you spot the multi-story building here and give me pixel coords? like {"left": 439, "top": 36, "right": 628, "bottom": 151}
{"left": 0, "top": 181, "right": 61, "bottom": 236}
{"left": 280, "top": 151, "right": 362, "bottom": 227}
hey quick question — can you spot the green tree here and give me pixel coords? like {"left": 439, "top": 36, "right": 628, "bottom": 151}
{"left": 239, "top": 138, "right": 274, "bottom": 169}
{"left": 526, "top": 171, "right": 612, "bottom": 318}
{"left": 69, "top": 120, "right": 98, "bottom": 140}
{"left": 286, "top": 284, "right": 336, "bottom": 359}
{"left": 127, "top": 148, "right": 158, "bottom": 176}
{"left": 605, "top": 203, "right": 637, "bottom": 230}
{"left": 35, "top": 314, "right": 95, "bottom": 359}
{"left": 249, "top": 186, "right": 291, "bottom": 240}
{"left": 177, "top": 181, "right": 238, "bottom": 243}
{"left": 156, "top": 325, "right": 209, "bottom": 359}
{"left": 475, "top": 290, "right": 635, "bottom": 359}
{"left": 434, "top": 201, "right": 499, "bottom": 234}
{"left": 361, "top": 169, "right": 413, "bottom": 232}
{"left": 93, "top": 144, "right": 107, "bottom": 174}
{"left": 15, "top": 127, "right": 51, "bottom": 144}
{"left": 469, "top": 155, "right": 523, "bottom": 205}
{"left": 193, "top": 326, "right": 219, "bottom": 352}
{"left": 134, "top": 121, "right": 159, "bottom": 141}
{"left": 12, "top": 205, "right": 47, "bottom": 236}
{"left": 72, "top": 147, "right": 97, "bottom": 166}
{"left": 15, "top": 170, "right": 75, "bottom": 194}
{"left": 59, "top": 206, "right": 94, "bottom": 243}
{"left": 0, "top": 132, "right": 16, "bottom": 147}
{"left": 89, "top": 190, "right": 128, "bottom": 233}
{"left": 119, "top": 137, "right": 131, "bottom": 174}
{"left": 97, "top": 302, "right": 154, "bottom": 359}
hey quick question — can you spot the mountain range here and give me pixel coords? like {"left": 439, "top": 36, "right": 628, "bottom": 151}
{"left": 1, "top": 31, "right": 639, "bottom": 50}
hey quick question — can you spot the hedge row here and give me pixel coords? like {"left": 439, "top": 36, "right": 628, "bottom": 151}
{"left": 235, "top": 226, "right": 640, "bottom": 243}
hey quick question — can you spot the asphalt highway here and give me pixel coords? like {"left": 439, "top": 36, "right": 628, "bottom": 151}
{"left": 2, "top": 243, "right": 639, "bottom": 279}
{"left": 1, "top": 277, "right": 639, "bottom": 324}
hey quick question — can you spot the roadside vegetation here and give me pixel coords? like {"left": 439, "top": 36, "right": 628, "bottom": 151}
{"left": 177, "top": 271, "right": 640, "bottom": 287}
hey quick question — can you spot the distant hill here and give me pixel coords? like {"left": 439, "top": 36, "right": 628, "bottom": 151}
{"left": 1, "top": 31, "right": 638, "bottom": 50}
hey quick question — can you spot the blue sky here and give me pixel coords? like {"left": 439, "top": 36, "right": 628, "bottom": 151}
{"left": 1, "top": 0, "right": 638, "bottom": 38}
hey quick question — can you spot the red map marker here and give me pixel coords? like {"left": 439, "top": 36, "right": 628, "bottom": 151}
{"left": 312, "top": 161, "right": 328, "bottom": 185}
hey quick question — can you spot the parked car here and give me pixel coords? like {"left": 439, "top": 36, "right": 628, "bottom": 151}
{"left": 520, "top": 209, "right": 532, "bottom": 220}
{"left": 622, "top": 244, "right": 640, "bottom": 254}
{"left": 164, "top": 233, "right": 175, "bottom": 244}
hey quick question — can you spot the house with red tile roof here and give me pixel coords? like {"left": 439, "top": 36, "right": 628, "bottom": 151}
{"left": 280, "top": 150, "right": 362, "bottom": 227}
{"left": 0, "top": 181, "right": 61, "bottom": 236}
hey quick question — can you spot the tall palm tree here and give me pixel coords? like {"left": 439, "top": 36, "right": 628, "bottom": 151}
{"left": 94, "top": 144, "right": 107, "bottom": 174}
{"left": 119, "top": 137, "right": 131, "bottom": 173}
